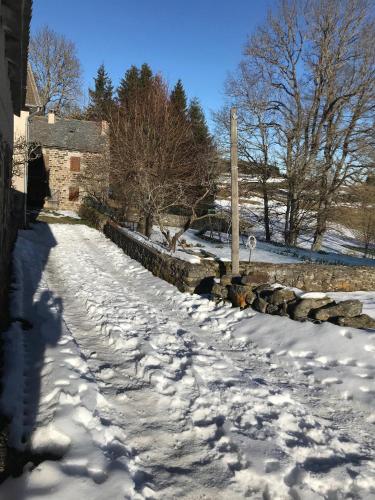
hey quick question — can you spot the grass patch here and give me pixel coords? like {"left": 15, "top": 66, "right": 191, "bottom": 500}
{"left": 32, "top": 215, "right": 87, "bottom": 225}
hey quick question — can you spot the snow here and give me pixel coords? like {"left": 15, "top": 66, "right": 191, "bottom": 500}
{"left": 119, "top": 226, "right": 202, "bottom": 263}
{"left": 213, "top": 197, "right": 375, "bottom": 266}
{"left": 0, "top": 223, "right": 374, "bottom": 499}
{"left": 299, "top": 292, "right": 329, "bottom": 300}
{"left": 32, "top": 209, "right": 81, "bottom": 220}
{"left": 147, "top": 221, "right": 375, "bottom": 268}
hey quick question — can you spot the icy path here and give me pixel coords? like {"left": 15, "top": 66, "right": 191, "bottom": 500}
{"left": 1, "top": 223, "right": 375, "bottom": 499}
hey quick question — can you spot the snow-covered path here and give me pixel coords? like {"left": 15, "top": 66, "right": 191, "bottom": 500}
{"left": 1, "top": 223, "right": 375, "bottom": 499}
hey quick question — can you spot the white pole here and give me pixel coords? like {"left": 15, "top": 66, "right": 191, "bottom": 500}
{"left": 230, "top": 107, "right": 239, "bottom": 275}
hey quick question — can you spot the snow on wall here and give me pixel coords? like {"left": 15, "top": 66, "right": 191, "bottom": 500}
{"left": 81, "top": 206, "right": 375, "bottom": 292}
{"left": 103, "top": 221, "right": 218, "bottom": 293}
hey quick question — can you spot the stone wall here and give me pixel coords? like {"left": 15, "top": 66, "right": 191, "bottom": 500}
{"left": 80, "top": 206, "right": 375, "bottom": 294}
{"left": 0, "top": 18, "right": 17, "bottom": 329}
{"left": 42, "top": 148, "right": 100, "bottom": 210}
{"left": 103, "top": 221, "right": 217, "bottom": 293}
{"left": 220, "top": 261, "right": 375, "bottom": 292}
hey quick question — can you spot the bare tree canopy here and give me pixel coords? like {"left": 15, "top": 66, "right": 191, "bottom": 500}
{"left": 216, "top": 0, "right": 375, "bottom": 249}
{"left": 110, "top": 72, "right": 218, "bottom": 248}
{"left": 30, "top": 25, "right": 82, "bottom": 115}
{"left": 82, "top": 65, "right": 219, "bottom": 250}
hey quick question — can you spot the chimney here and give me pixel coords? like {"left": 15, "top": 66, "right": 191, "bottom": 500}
{"left": 101, "top": 120, "right": 109, "bottom": 135}
{"left": 48, "top": 110, "right": 55, "bottom": 124}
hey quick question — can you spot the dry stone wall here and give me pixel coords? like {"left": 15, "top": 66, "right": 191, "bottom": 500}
{"left": 80, "top": 206, "right": 375, "bottom": 295}
{"left": 220, "top": 262, "right": 375, "bottom": 292}
{"left": 102, "top": 221, "right": 217, "bottom": 293}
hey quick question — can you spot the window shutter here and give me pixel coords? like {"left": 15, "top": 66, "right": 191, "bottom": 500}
{"left": 70, "top": 156, "right": 81, "bottom": 172}
{"left": 68, "top": 186, "right": 79, "bottom": 201}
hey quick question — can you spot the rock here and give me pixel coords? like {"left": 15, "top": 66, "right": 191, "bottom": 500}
{"left": 241, "top": 272, "right": 269, "bottom": 287}
{"left": 259, "top": 288, "right": 277, "bottom": 301}
{"left": 220, "top": 274, "right": 233, "bottom": 286}
{"left": 245, "top": 290, "right": 256, "bottom": 305}
{"left": 253, "top": 283, "right": 274, "bottom": 294}
{"left": 266, "top": 303, "right": 279, "bottom": 315}
{"left": 334, "top": 314, "right": 375, "bottom": 330}
{"left": 269, "top": 288, "right": 296, "bottom": 306}
{"left": 290, "top": 297, "right": 333, "bottom": 321}
{"left": 252, "top": 296, "right": 268, "bottom": 313}
{"left": 313, "top": 300, "right": 362, "bottom": 321}
{"left": 231, "top": 275, "right": 243, "bottom": 285}
{"left": 279, "top": 302, "right": 289, "bottom": 317}
{"left": 211, "top": 283, "right": 228, "bottom": 299}
{"left": 228, "top": 284, "right": 253, "bottom": 308}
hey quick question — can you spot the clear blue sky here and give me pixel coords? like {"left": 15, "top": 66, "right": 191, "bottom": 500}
{"left": 31, "top": 0, "right": 272, "bottom": 130}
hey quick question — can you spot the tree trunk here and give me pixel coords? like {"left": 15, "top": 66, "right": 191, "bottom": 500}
{"left": 138, "top": 216, "right": 146, "bottom": 235}
{"left": 311, "top": 198, "right": 330, "bottom": 252}
{"left": 145, "top": 214, "right": 153, "bottom": 238}
{"left": 285, "top": 195, "right": 298, "bottom": 246}
{"left": 284, "top": 195, "right": 291, "bottom": 245}
{"left": 262, "top": 184, "right": 271, "bottom": 242}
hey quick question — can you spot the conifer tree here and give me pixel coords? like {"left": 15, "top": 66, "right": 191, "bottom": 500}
{"left": 139, "top": 63, "right": 153, "bottom": 91}
{"left": 188, "top": 98, "right": 211, "bottom": 146}
{"left": 170, "top": 79, "right": 187, "bottom": 117}
{"left": 117, "top": 64, "right": 154, "bottom": 110}
{"left": 117, "top": 65, "right": 140, "bottom": 108}
{"left": 86, "top": 64, "right": 114, "bottom": 120}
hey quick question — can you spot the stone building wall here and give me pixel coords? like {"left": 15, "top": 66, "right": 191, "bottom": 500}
{"left": 43, "top": 147, "right": 100, "bottom": 210}
{"left": 0, "top": 8, "right": 21, "bottom": 328}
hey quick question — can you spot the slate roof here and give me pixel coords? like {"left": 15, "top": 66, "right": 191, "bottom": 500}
{"left": 3, "top": 0, "right": 33, "bottom": 115}
{"left": 25, "top": 63, "right": 42, "bottom": 109}
{"left": 29, "top": 116, "right": 106, "bottom": 153}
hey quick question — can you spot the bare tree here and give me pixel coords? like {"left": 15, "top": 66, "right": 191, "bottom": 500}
{"left": 305, "top": 0, "right": 375, "bottom": 250}
{"left": 108, "top": 75, "right": 219, "bottom": 250}
{"left": 348, "top": 181, "right": 375, "bottom": 257}
{"left": 11, "top": 138, "right": 41, "bottom": 188}
{"left": 224, "top": 0, "right": 375, "bottom": 248}
{"left": 29, "top": 26, "right": 82, "bottom": 115}
{"left": 215, "top": 71, "right": 284, "bottom": 242}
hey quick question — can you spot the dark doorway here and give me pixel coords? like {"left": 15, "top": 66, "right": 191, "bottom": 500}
{"left": 27, "top": 151, "right": 50, "bottom": 208}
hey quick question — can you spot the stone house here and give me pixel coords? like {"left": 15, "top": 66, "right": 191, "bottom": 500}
{"left": 0, "top": 0, "right": 32, "bottom": 328}
{"left": 29, "top": 112, "right": 108, "bottom": 210}
{"left": 12, "top": 63, "right": 42, "bottom": 195}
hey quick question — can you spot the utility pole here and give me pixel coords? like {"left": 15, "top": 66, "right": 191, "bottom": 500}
{"left": 230, "top": 107, "right": 239, "bottom": 275}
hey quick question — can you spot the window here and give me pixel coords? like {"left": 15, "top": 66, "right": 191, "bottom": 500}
{"left": 68, "top": 186, "right": 79, "bottom": 201}
{"left": 70, "top": 156, "right": 81, "bottom": 172}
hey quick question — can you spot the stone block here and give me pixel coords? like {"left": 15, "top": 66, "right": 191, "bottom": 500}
{"left": 290, "top": 297, "right": 333, "bottom": 321}
{"left": 269, "top": 288, "right": 296, "bottom": 306}
{"left": 334, "top": 314, "right": 375, "bottom": 330}
{"left": 313, "top": 300, "right": 362, "bottom": 321}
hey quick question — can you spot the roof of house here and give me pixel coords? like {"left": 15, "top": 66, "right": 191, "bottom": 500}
{"left": 2, "top": 0, "right": 33, "bottom": 115}
{"left": 25, "top": 63, "right": 42, "bottom": 109}
{"left": 29, "top": 116, "right": 106, "bottom": 153}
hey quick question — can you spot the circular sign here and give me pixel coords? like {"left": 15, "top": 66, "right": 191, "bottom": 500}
{"left": 246, "top": 235, "right": 257, "bottom": 250}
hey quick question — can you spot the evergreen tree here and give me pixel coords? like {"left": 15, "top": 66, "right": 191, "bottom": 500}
{"left": 170, "top": 79, "right": 187, "bottom": 117}
{"left": 86, "top": 64, "right": 114, "bottom": 120}
{"left": 117, "top": 64, "right": 154, "bottom": 109}
{"left": 117, "top": 65, "right": 140, "bottom": 108}
{"left": 188, "top": 98, "right": 211, "bottom": 146}
{"left": 139, "top": 63, "right": 153, "bottom": 91}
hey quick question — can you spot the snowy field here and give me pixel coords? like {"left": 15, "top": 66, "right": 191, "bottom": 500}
{"left": 1, "top": 223, "right": 375, "bottom": 499}
{"left": 213, "top": 198, "right": 375, "bottom": 266}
